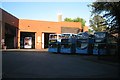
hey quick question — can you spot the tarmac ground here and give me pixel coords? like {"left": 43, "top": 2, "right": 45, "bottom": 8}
{"left": 1, "top": 49, "right": 120, "bottom": 79}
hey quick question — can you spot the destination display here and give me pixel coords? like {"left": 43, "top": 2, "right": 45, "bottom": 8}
{"left": 49, "top": 40, "right": 57, "bottom": 43}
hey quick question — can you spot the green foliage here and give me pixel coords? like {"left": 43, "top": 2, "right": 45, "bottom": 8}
{"left": 89, "top": 15, "right": 107, "bottom": 32}
{"left": 89, "top": 2, "right": 120, "bottom": 33}
{"left": 64, "top": 17, "right": 86, "bottom": 28}
{"left": 88, "top": 29, "right": 94, "bottom": 33}
{"left": 64, "top": 18, "right": 73, "bottom": 22}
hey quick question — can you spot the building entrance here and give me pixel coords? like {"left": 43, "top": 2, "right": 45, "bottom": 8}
{"left": 20, "top": 32, "right": 35, "bottom": 49}
{"left": 5, "top": 23, "right": 18, "bottom": 49}
{"left": 5, "top": 34, "right": 14, "bottom": 49}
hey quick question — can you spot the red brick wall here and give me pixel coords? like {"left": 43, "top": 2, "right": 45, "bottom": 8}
{"left": 83, "top": 26, "right": 89, "bottom": 32}
{"left": 2, "top": 9, "right": 19, "bottom": 28}
{"left": 18, "top": 19, "right": 82, "bottom": 49}
{"left": 2, "top": 9, "right": 19, "bottom": 48}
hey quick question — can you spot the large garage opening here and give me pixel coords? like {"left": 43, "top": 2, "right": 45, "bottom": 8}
{"left": 42, "top": 32, "right": 55, "bottom": 49}
{"left": 5, "top": 34, "right": 14, "bottom": 49}
{"left": 20, "top": 32, "right": 35, "bottom": 49}
{"left": 5, "top": 23, "right": 18, "bottom": 49}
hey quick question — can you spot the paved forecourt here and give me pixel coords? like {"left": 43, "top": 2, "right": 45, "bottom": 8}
{"left": 2, "top": 50, "right": 119, "bottom": 78}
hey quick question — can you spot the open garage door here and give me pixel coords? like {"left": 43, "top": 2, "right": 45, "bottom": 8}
{"left": 20, "top": 32, "right": 35, "bottom": 49}
{"left": 42, "top": 32, "right": 55, "bottom": 49}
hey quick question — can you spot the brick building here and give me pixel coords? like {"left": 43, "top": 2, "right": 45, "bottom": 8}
{"left": 1, "top": 9, "right": 88, "bottom": 49}
{"left": 1, "top": 9, "right": 19, "bottom": 49}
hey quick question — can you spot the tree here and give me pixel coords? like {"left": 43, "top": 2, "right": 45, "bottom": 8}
{"left": 64, "top": 18, "right": 73, "bottom": 22}
{"left": 64, "top": 17, "right": 86, "bottom": 29}
{"left": 89, "top": 1, "right": 120, "bottom": 34}
{"left": 73, "top": 17, "right": 86, "bottom": 28}
{"left": 89, "top": 15, "right": 107, "bottom": 32}
{"left": 88, "top": 29, "right": 94, "bottom": 34}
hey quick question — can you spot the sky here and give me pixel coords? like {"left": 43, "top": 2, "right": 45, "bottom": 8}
{"left": 1, "top": 2, "right": 93, "bottom": 26}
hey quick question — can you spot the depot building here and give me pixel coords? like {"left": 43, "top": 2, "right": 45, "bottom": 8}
{"left": 1, "top": 9, "right": 88, "bottom": 49}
